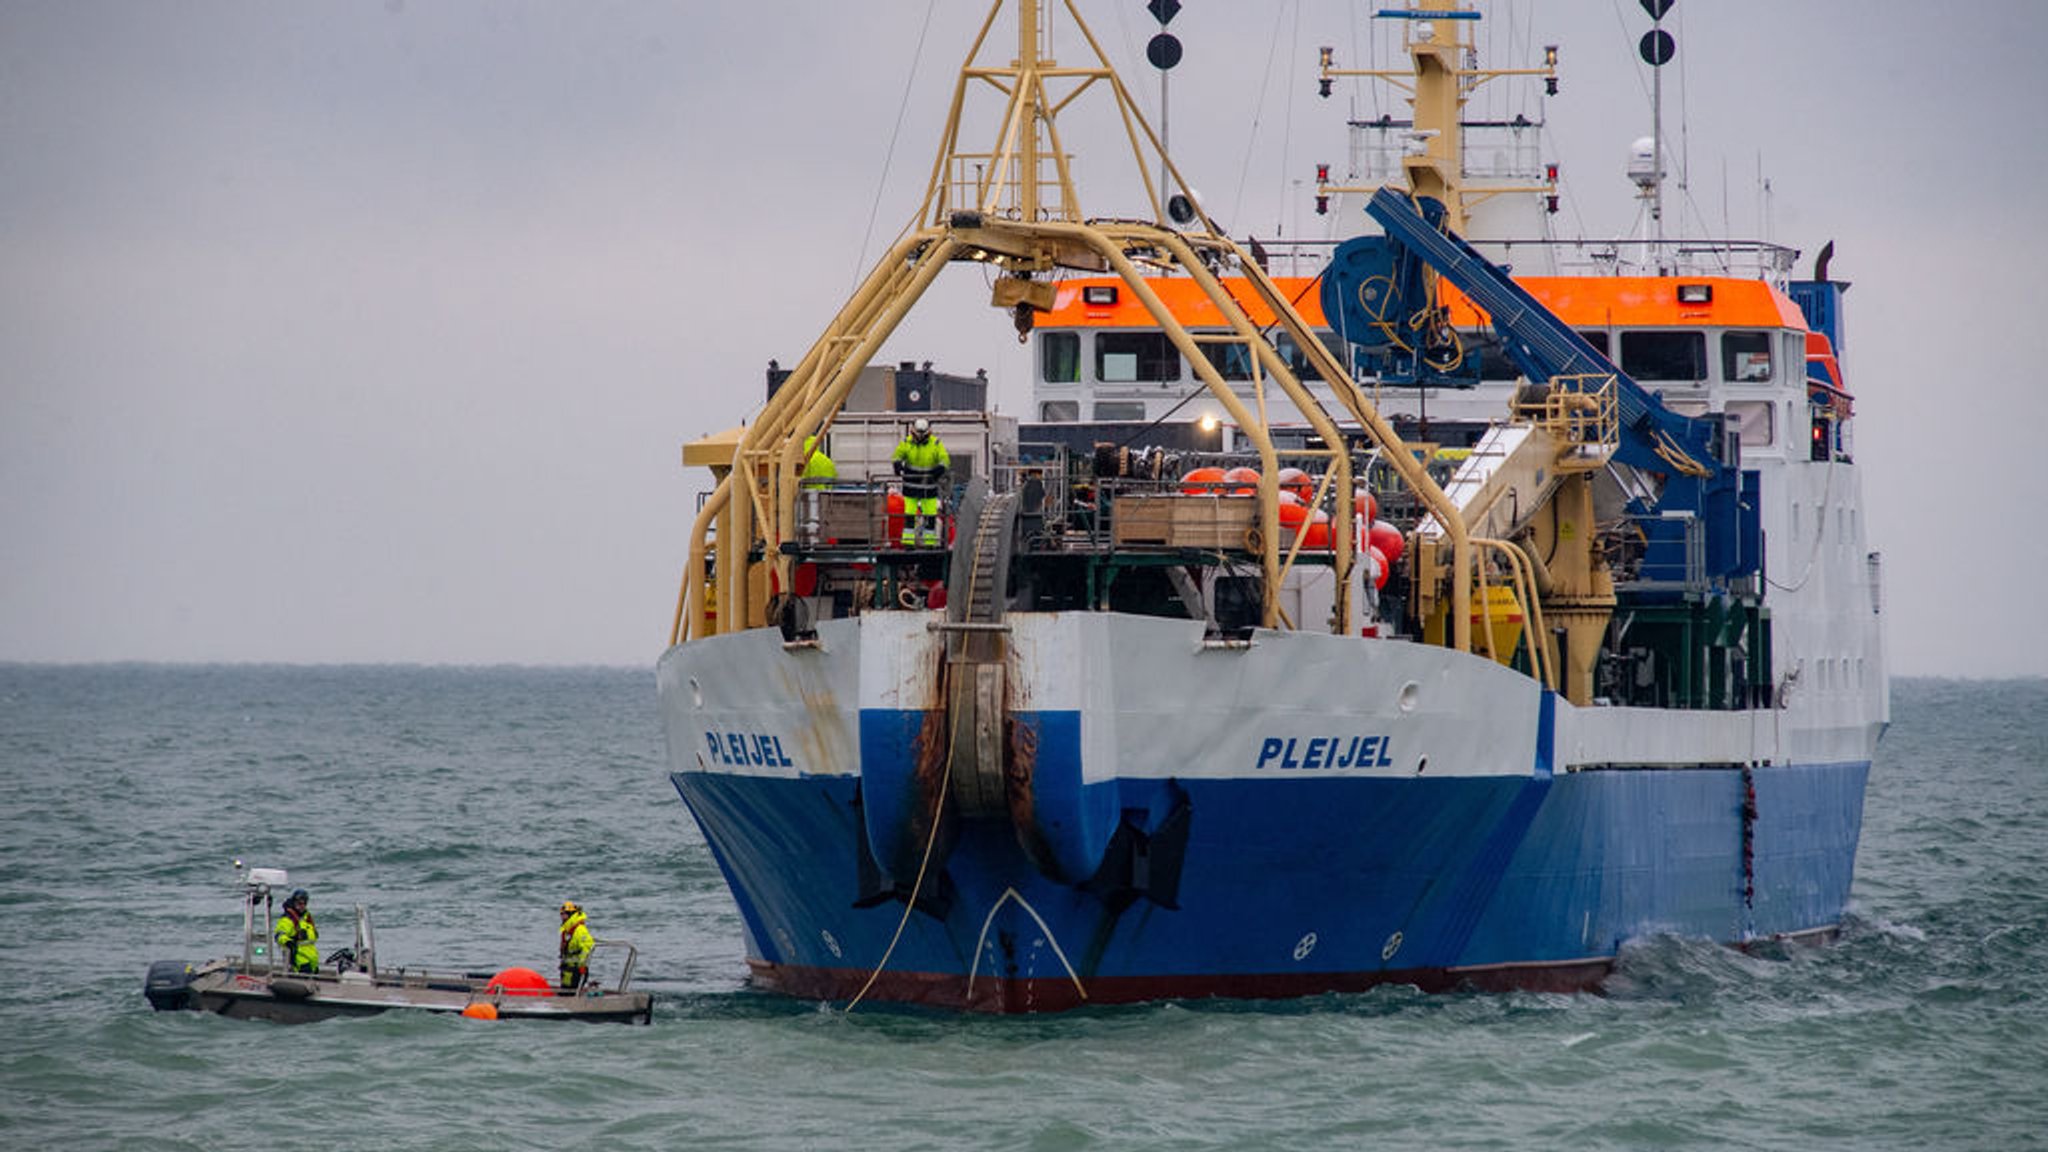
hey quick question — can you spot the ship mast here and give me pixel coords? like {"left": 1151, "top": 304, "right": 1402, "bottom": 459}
{"left": 1019, "top": 1, "right": 1043, "bottom": 225}
{"left": 1315, "top": 2, "right": 1557, "bottom": 234}
{"left": 912, "top": 0, "right": 1171, "bottom": 235}
{"left": 1403, "top": 8, "right": 1466, "bottom": 227}
{"left": 1643, "top": 2, "right": 1676, "bottom": 274}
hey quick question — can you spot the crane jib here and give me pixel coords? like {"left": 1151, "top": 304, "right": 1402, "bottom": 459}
{"left": 1352, "top": 187, "right": 1724, "bottom": 483}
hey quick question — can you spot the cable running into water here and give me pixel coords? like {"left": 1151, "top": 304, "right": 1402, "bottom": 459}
{"left": 845, "top": 533, "right": 981, "bottom": 1012}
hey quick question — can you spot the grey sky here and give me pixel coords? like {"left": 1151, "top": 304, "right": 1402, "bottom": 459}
{"left": 3, "top": 1, "right": 2044, "bottom": 675}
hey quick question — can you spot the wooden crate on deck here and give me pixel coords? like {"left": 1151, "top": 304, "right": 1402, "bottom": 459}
{"left": 808, "top": 489, "right": 886, "bottom": 545}
{"left": 1111, "top": 493, "right": 1257, "bottom": 549}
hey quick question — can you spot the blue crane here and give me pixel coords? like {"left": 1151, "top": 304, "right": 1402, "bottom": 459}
{"left": 1321, "top": 188, "right": 1758, "bottom": 587}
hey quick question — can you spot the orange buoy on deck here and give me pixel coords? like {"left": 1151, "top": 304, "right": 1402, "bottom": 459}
{"left": 1276, "top": 467, "right": 1314, "bottom": 505}
{"left": 1221, "top": 466, "right": 1261, "bottom": 495}
{"left": 1368, "top": 520, "right": 1405, "bottom": 564}
{"left": 1354, "top": 489, "right": 1378, "bottom": 523}
{"left": 461, "top": 1002, "right": 499, "bottom": 1020}
{"left": 1278, "top": 502, "right": 1334, "bottom": 549}
{"left": 483, "top": 967, "right": 552, "bottom": 997}
{"left": 1180, "top": 466, "right": 1227, "bottom": 493}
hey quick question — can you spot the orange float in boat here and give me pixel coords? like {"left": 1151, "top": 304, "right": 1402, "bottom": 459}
{"left": 483, "top": 967, "right": 552, "bottom": 997}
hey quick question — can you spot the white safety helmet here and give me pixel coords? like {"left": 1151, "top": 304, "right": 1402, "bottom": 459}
{"left": 911, "top": 418, "right": 931, "bottom": 439}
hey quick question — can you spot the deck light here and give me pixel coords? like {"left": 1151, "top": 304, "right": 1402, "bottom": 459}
{"left": 1083, "top": 285, "right": 1118, "bottom": 306}
{"left": 1677, "top": 284, "right": 1712, "bottom": 304}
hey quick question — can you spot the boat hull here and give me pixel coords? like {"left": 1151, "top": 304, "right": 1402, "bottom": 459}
{"left": 660, "top": 612, "right": 1871, "bottom": 1012}
{"left": 145, "top": 960, "right": 654, "bottom": 1024}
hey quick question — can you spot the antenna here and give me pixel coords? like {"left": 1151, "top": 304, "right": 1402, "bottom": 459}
{"left": 1148, "top": 0, "right": 1183, "bottom": 205}
{"left": 1638, "top": 0, "right": 1676, "bottom": 273}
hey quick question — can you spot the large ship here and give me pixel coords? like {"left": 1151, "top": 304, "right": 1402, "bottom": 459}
{"left": 658, "top": 0, "right": 1886, "bottom": 1011}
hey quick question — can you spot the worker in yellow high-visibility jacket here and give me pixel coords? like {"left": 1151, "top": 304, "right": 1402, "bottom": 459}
{"left": 801, "top": 435, "right": 837, "bottom": 481}
{"left": 273, "top": 888, "right": 319, "bottom": 973}
{"left": 890, "top": 418, "right": 949, "bottom": 547}
{"left": 558, "top": 900, "right": 595, "bottom": 991}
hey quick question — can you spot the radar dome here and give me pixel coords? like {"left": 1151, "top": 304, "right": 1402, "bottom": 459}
{"left": 1627, "top": 136, "right": 1661, "bottom": 190}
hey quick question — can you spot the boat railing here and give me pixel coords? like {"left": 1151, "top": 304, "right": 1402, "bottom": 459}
{"left": 1244, "top": 235, "right": 1800, "bottom": 282}
{"left": 587, "top": 939, "right": 638, "bottom": 995}
{"left": 793, "top": 475, "right": 956, "bottom": 554}
{"left": 787, "top": 465, "right": 1357, "bottom": 559}
{"left": 1516, "top": 373, "right": 1619, "bottom": 469}
{"left": 1088, "top": 467, "right": 1356, "bottom": 560}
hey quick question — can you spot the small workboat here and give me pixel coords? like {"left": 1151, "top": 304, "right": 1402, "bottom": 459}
{"left": 144, "top": 866, "right": 652, "bottom": 1025}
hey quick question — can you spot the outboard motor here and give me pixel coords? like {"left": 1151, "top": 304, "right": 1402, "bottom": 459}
{"left": 143, "top": 959, "right": 196, "bottom": 1012}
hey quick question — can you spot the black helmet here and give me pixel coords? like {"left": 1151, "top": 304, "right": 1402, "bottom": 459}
{"left": 288, "top": 888, "right": 309, "bottom": 906}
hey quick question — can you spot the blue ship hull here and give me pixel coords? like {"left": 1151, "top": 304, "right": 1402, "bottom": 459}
{"left": 669, "top": 685, "right": 1866, "bottom": 1010}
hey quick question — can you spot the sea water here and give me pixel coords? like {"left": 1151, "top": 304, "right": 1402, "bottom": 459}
{"left": 1, "top": 665, "right": 2042, "bottom": 1150}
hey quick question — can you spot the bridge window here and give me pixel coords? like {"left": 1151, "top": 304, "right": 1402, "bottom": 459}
{"left": 1093, "top": 401, "right": 1148, "bottom": 421}
{"left": 1725, "top": 399, "right": 1775, "bottom": 448}
{"left": 1097, "top": 332, "right": 1181, "bottom": 383}
{"left": 1199, "top": 339, "right": 1255, "bottom": 381}
{"left": 1722, "top": 330, "right": 1774, "bottom": 381}
{"left": 1576, "top": 330, "right": 1610, "bottom": 355}
{"left": 1196, "top": 330, "right": 1348, "bottom": 382}
{"left": 1274, "top": 331, "right": 1342, "bottom": 376}
{"left": 1039, "top": 400, "right": 1080, "bottom": 423}
{"left": 1620, "top": 330, "right": 1707, "bottom": 382}
{"left": 1040, "top": 332, "right": 1080, "bottom": 383}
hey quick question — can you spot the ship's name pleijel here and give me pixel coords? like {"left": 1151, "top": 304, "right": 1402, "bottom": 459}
{"left": 1255, "top": 735, "right": 1394, "bottom": 771}
{"left": 704, "top": 730, "right": 794, "bottom": 768}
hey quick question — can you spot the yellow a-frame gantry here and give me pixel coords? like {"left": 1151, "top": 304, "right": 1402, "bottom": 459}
{"left": 672, "top": 0, "right": 1476, "bottom": 652}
